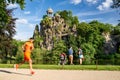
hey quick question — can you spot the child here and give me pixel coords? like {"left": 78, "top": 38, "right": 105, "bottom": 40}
{"left": 59, "top": 53, "right": 66, "bottom": 65}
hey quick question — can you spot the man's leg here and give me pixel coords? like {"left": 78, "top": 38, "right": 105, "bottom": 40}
{"left": 69, "top": 56, "right": 71, "bottom": 64}
{"left": 69, "top": 55, "right": 73, "bottom": 64}
{"left": 71, "top": 55, "right": 73, "bottom": 64}
{"left": 79, "top": 58, "right": 82, "bottom": 64}
{"left": 14, "top": 60, "right": 25, "bottom": 70}
{"left": 29, "top": 59, "right": 35, "bottom": 74}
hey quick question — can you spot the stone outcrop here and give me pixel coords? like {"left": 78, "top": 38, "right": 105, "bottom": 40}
{"left": 40, "top": 8, "right": 77, "bottom": 50}
{"left": 103, "top": 32, "right": 120, "bottom": 54}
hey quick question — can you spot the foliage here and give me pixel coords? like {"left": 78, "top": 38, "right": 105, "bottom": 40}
{"left": 80, "top": 43, "right": 96, "bottom": 64}
{"left": 111, "top": 0, "right": 120, "bottom": 9}
{"left": 51, "top": 40, "right": 67, "bottom": 64}
{"left": 31, "top": 48, "right": 41, "bottom": 63}
{"left": 111, "top": 0, "right": 120, "bottom": 24}
{"left": 89, "top": 20, "right": 111, "bottom": 34}
{"left": 5, "top": 0, "right": 33, "bottom": 9}
{"left": 77, "top": 22, "right": 93, "bottom": 42}
{"left": 112, "top": 25, "right": 120, "bottom": 35}
{"left": 40, "top": 16, "right": 52, "bottom": 26}
{"left": 15, "top": 43, "right": 24, "bottom": 63}
{"left": 0, "top": 2, "right": 17, "bottom": 62}
{"left": 0, "top": 0, "right": 33, "bottom": 63}
{"left": 67, "top": 35, "right": 78, "bottom": 50}
{"left": 57, "top": 10, "right": 72, "bottom": 24}
{"left": 57, "top": 10, "right": 79, "bottom": 27}
{"left": 33, "top": 25, "right": 43, "bottom": 48}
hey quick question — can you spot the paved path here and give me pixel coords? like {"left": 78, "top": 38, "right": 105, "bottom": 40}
{"left": 0, "top": 68, "right": 120, "bottom": 80}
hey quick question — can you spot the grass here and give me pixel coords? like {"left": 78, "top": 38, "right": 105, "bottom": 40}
{"left": 0, "top": 64, "right": 120, "bottom": 71}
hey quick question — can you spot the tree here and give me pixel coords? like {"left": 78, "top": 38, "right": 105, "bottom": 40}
{"left": 5, "top": 0, "right": 33, "bottom": 9}
{"left": 77, "top": 22, "right": 93, "bottom": 43}
{"left": 111, "top": 0, "right": 120, "bottom": 24}
{"left": 57, "top": 10, "right": 79, "bottom": 27}
{"left": 33, "top": 25, "right": 43, "bottom": 48}
{"left": 0, "top": 5, "right": 17, "bottom": 60}
{"left": 111, "top": 0, "right": 120, "bottom": 9}
{"left": 81, "top": 43, "right": 96, "bottom": 64}
{"left": 112, "top": 25, "right": 120, "bottom": 35}
{"left": 51, "top": 40, "right": 67, "bottom": 64}
{"left": 57, "top": 10, "right": 72, "bottom": 24}
{"left": 40, "top": 16, "right": 52, "bottom": 26}
{"left": 0, "top": 0, "right": 33, "bottom": 62}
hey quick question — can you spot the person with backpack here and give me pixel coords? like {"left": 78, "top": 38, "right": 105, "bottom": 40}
{"left": 59, "top": 52, "right": 66, "bottom": 65}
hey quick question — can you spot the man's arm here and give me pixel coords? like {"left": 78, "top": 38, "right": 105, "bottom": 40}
{"left": 22, "top": 43, "right": 26, "bottom": 52}
{"left": 31, "top": 43, "right": 34, "bottom": 50}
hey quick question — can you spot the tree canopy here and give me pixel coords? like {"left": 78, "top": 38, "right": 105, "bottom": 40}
{"left": 111, "top": 0, "right": 120, "bottom": 9}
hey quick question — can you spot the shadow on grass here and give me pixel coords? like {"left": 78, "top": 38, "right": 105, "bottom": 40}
{"left": 0, "top": 70, "right": 31, "bottom": 76}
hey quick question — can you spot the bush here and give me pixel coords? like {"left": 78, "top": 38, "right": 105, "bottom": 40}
{"left": 81, "top": 43, "right": 96, "bottom": 64}
{"left": 15, "top": 46, "right": 24, "bottom": 63}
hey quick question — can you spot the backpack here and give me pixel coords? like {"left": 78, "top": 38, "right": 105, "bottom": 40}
{"left": 60, "top": 54, "right": 65, "bottom": 60}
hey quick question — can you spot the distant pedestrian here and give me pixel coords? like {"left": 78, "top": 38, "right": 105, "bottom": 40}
{"left": 59, "top": 52, "right": 66, "bottom": 65}
{"left": 78, "top": 48, "right": 84, "bottom": 64}
{"left": 68, "top": 47, "right": 73, "bottom": 65}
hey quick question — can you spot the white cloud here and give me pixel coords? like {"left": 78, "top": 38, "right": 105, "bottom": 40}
{"left": 86, "top": 0, "right": 97, "bottom": 4}
{"left": 7, "top": 3, "right": 18, "bottom": 9}
{"left": 97, "top": 0, "right": 113, "bottom": 11}
{"left": 16, "top": 18, "right": 35, "bottom": 28}
{"left": 97, "top": 5, "right": 103, "bottom": 10}
{"left": 16, "top": 19, "right": 28, "bottom": 24}
{"left": 70, "top": 0, "right": 82, "bottom": 5}
{"left": 14, "top": 20, "right": 35, "bottom": 41}
{"left": 13, "top": 32, "right": 32, "bottom": 41}
{"left": 24, "top": 11, "right": 31, "bottom": 14}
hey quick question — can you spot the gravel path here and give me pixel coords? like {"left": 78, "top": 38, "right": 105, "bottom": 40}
{"left": 0, "top": 68, "right": 120, "bottom": 80}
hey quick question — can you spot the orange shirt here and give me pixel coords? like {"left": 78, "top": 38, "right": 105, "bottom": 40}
{"left": 24, "top": 41, "right": 34, "bottom": 52}
{"left": 23, "top": 41, "right": 34, "bottom": 61}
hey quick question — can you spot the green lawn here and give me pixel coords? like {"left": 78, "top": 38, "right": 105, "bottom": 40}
{"left": 0, "top": 64, "right": 120, "bottom": 71}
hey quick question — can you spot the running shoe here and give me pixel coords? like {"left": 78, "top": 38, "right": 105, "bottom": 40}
{"left": 14, "top": 64, "right": 19, "bottom": 70}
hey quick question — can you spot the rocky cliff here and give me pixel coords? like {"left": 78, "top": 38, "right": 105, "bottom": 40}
{"left": 39, "top": 8, "right": 77, "bottom": 50}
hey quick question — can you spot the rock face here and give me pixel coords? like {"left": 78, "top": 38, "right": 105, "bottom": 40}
{"left": 40, "top": 8, "right": 77, "bottom": 50}
{"left": 103, "top": 32, "right": 120, "bottom": 54}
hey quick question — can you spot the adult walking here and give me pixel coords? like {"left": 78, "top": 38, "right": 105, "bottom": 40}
{"left": 68, "top": 47, "right": 73, "bottom": 65}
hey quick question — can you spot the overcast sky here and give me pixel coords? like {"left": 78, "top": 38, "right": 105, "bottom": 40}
{"left": 7, "top": 0, "right": 120, "bottom": 41}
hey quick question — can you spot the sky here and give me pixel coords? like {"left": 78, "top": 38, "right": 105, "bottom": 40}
{"left": 6, "top": 0, "right": 120, "bottom": 41}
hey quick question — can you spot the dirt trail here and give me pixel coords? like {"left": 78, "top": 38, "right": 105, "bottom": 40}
{"left": 0, "top": 68, "right": 120, "bottom": 80}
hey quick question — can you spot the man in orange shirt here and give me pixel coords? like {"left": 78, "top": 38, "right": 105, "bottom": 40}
{"left": 14, "top": 38, "right": 35, "bottom": 75}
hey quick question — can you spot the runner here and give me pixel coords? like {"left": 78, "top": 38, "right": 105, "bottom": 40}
{"left": 14, "top": 38, "right": 35, "bottom": 75}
